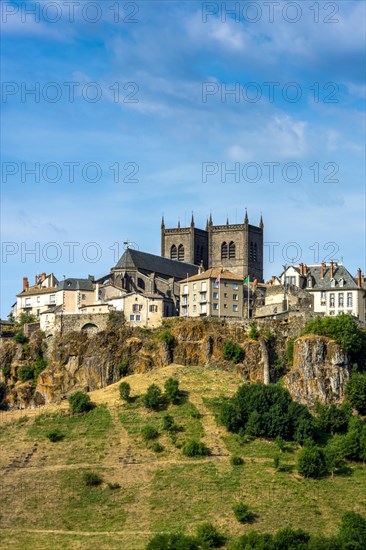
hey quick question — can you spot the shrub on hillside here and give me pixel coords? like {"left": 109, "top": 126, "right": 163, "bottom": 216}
{"left": 297, "top": 445, "right": 327, "bottom": 478}
{"left": 13, "top": 331, "right": 28, "bottom": 344}
{"left": 230, "top": 455, "right": 244, "bottom": 466}
{"left": 196, "top": 522, "right": 225, "bottom": 548}
{"left": 223, "top": 340, "right": 245, "bottom": 363}
{"left": 143, "top": 384, "right": 165, "bottom": 411}
{"left": 232, "top": 501, "right": 255, "bottom": 524}
{"left": 146, "top": 533, "right": 198, "bottom": 550}
{"left": 164, "top": 377, "right": 180, "bottom": 404}
{"left": 119, "top": 381, "right": 131, "bottom": 401}
{"left": 182, "top": 440, "right": 210, "bottom": 457}
{"left": 346, "top": 373, "right": 366, "bottom": 414}
{"left": 162, "top": 414, "right": 175, "bottom": 431}
{"left": 151, "top": 442, "right": 164, "bottom": 453}
{"left": 68, "top": 391, "right": 93, "bottom": 414}
{"left": 17, "top": 364, "right": 34, "bottom": 382}
{"left": 82, "top": 471, "right": 103, "bottom": 487}
{"left": 118, "top": 360, "right": 129, "bottom": 378}
{"left": 338, "top": 511, "right": 366, "bottom": 549}
{"left": 141, "top": 425, "right": 159, "bottom": 441}
{"left": 248, "top": 323, "right": 259, "bottom": 340}
{"left": 46, "top": 429, "right": 64, "bottom": 442}
{"left": 2, "top": 364, "right": 11, "bottom": 380}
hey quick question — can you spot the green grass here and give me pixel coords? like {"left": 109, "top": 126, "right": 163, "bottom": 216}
{"left": 1, "top": 365, "right": 366, "bottom": 549}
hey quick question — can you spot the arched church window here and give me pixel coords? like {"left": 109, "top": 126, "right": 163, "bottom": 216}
{"left": 170, "top": 245, "right": 177, "bottom": 260}
{"left": 229, "top": 241, "right": 236, "bottom": 259}
{"left": 221, "top": 242, "right": 228, "bottom": 260}
{"left": 253, "top": 243, "right": 257, "bottom": 262}
{"left": 249, "top": 242, "right": 254, "bottom": 262}
{"left": 178, "top": 244, "right": 185, "bottom": 261}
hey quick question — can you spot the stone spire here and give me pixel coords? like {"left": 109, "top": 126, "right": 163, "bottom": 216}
{"left": 191, "top": 212, "right": 195, "bottom": 227}
{"left": 161, "top": 215, "right": 165, "bottom": 229}
{"left": 178, "top": 218, "right": 181, "bottom": 228}
{"left": 244, "top": 209, "right": 248, "bottom": 226}
{"left": 259, "top": 213, "right": 264, "bottom": 229}
{"left": 226, "top": 215, "right": 229, "bottom": 225}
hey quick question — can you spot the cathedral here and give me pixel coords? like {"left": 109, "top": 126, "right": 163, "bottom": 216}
{"left": 161, "top": 211, "right": 264, "bottom": 282}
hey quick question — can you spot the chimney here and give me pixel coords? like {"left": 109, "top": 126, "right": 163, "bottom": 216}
{"left": 330, "top": 261, "right": 334, "bottom": 279}
{"left": 303, "top": 264, "right": 308, "bottom": 276}
{"left": 362, "top": 273, "right": 365, "bottom": 284}
{"left": 357, "top": 268, "right": 362, "bottom": 287}
{"left": 23, "top": 277, "right": 29, "bottom": 291}
{"left": 321, "top": 261, "right": 326, "bottom": 279}
{"left": 41, "top": 272, "right": 46, "bottom": 281}
{"left": 299, "top": 263, "right": 303, "bottom": 275}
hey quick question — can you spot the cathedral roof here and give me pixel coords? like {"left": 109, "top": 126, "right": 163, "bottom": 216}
{"left": 114, "top": 249, "right": 199, "bottom": 280}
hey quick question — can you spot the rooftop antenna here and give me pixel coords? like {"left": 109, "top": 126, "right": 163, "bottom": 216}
{"left": 123, "top": 240, "right": 139, "bottom": 250}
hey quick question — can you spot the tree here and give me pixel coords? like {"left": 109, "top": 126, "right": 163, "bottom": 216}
{"left": 143, "top": 384, "right": 164, "bottom": 411}
{"left": 346, "top": 373, "right": 366, "bottom": 414}
{"left": 68, "top": 391, "right": 93, "bottom": 414}
{"left": 338, "top": 512, "right": 366, "bottom": 549}
{"left": 324, "top": 438, "right": 346, "bottom": 478}
{"left": 223, "top": 340, "right": 244, "bottom": 363}
{"left": 164, "top": 377, "right": 180, "bottom": 404}
{"left": 196, "top": 523, "right": 225, "bottom": 548}
{"left": 146, "top": 533, "right": 198, "bottom": 550}
{"left": 13, "top": 331, "right": 28, "bottom": 344}
{"left": 119, "top": 381, "right": 131, "bottom": 401}
{"left": 297, "top": 445, "right": 327, "bottom": 478}
{"left": 17, "top": 364, "right": 34, "bottom": 382}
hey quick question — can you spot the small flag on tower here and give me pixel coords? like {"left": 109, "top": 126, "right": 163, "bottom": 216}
{"left": 244, "top": 275, "right": 250, "bottom": 283}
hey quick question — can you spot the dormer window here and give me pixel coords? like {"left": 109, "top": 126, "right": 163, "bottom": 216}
{"left": 339, "top": 278, "right": 344, "bottom": 287}
{"left": 307, "top": 278, "right": 312, "bottom": 288}
{"left": 330, "top": 278, "right": 335, "bottom": 288}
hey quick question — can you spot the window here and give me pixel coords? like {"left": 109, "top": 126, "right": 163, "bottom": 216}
{"left": 233, "top": 294, "right": 238, "bottom": 301}
{"left": 200, "top": 293, "right": 207, "bottom": 302}
{"left": 213, "top": 281, "right": 219, "bottom": 288}
{"left": 178, "top": 244, "right": 185, "bottom": 261}
{"left": 137, "top": 277, "right": 145, "bottom": 290}
{"left": 50, "top": 295, "right": 56, "bottom": 303}
{"left": 285, "top": 276, "right": 296, "bottom": 286}
{"left": 25, "top": 297, "right": 31, "bottom": 306}
{"left": 170, "top": 245, "right": 177, "bottom": 260}
{"left": 37, "top": 296, "right": 40, "bottom": 303}
{"left": 183, "top": 284, "right": 188, "bottom": 295}
{"left": 193, "top": 305, "right": 197, "bottom": 312}
{"left": 224, "top": 304, "right": 228, "bottom": 309}
{"left": 330, "top": 293, "right": 335, "bottom": 307}
{"left": 193, "top": 283, "right": 197, "bottom": 290}
{"left": 224, "top": 293, "right": 228, "bottom": 298}
{"left": 200, "top": 304, "right": 207, "bottom": 314}
{"left": 133, "top": 304, "right": 142, "bottom": 312}
{"left": 221, "top": 242, "right": 228, "bottom": 260}
{"left": 213, "top": 292, "right": 218, "bottom": 300}
{"left": 36, "top": 309, "right": 40, "bottom": 317}
{"left": 249, "top": 242, "right": 254, "bottom": 261}
{"left": 213, "top": 303, "right": 218, "bottom": 311}
{"left": 224, "top": 282, "right": 228, "bottom": 287}
{"left": 182, "top": 297, "right": 188, "bottom": 306}
{"left": 149, "top": 305, "right": 158, "bottom": 313}
{"left": 130, "top": 314, "right": 135, "bottom": 321}
{"left": 193, "top": 294, "right": 197, "bottom": 301}
{"left": 307, "top": 278, "right": 312, "bottom": 288}
{"left": 338, "top": 293, "right": 344, "bottom": 307}
{"left": 321, "top": 291, "right": 326, "bottom": 304}
{"left": 347, "top": 293, "right": 353, "bottom": 307}
{"left": 339, "top": 278, "right": 344, "bottom": 287}
{"left": 233, "top": 305, "right": 238, "bottom": 312}
{"left": 254, "top": 243, "right": 257, "bottom": 261}
{"left": 233, "top": 283, "right": 238, "bottom": 290}
{"left": 229, "top": 241, "right": 236, "bottom": 259}
{"left": 330, "top": 278, "right": 335, "bottom": 288}
{"left": 136, "top": 315, "right": 141, "bottom": 322}
{"left": 201, "top": 282, "right": 207, "bottom": 291}
{"left": 329, "top": 310, "right": 335, "bottom": 316}
{"left": 82, "top": 294, "right": 86, "bottom": 300}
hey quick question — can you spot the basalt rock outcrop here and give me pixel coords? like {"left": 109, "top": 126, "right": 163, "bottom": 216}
{"left": 0, "top": 318, "right": 352, "bottom": 409}
{"left": 284, "top": 335, "right": 350, "bottom": 406}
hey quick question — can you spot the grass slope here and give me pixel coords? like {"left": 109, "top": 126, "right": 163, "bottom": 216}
{"left": 0, "top": 364, "right": 365, "bottom": 549}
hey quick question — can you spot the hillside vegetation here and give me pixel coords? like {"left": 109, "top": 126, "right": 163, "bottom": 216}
{"left": 1, "top": 364, "right": 365, "bottom": 549}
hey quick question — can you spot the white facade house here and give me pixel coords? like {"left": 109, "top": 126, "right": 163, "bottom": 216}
{"left": 280, "top": 262, "right": 366, "bottom": 322}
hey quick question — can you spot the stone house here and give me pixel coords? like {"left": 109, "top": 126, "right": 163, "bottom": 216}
{"left": 180, "top": 268, "right": 244, "bottom": 318}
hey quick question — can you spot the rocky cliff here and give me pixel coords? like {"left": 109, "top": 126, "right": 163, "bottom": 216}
{"left": 284, "top": 335, "right": 350, "bottom": 406}
{"left": 0, "top": 318, "right": 351, "bottom": 409}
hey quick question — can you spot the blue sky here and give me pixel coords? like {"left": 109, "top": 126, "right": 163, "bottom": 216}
{"left": 1, "top": 0, "right": 365, "bottom": 317}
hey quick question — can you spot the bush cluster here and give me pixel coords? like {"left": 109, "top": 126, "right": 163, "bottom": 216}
{"left": 182, "top": 440, "right": 210, "bottom": 457}
{"left": 82, "top": 472, "right": 103, "bottom": 487}
{"left": 218, "top": 383, "right": 314, "bottom": 443}
{"left": 119, "top": 381, "right": 131, "bottom": 401}
{"left": 146, "top": 512, "right": 366, "bottom": 550}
